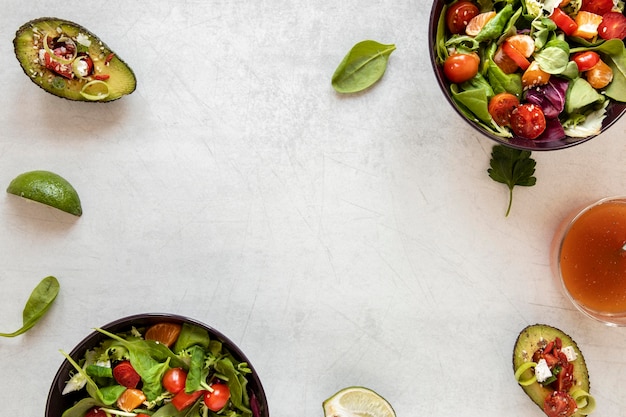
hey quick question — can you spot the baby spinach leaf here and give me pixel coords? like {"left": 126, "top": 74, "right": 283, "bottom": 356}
{"left": 215, "top": 357, "right": 251, "bottom": 414}
{"left": 61, "top": 397, "right": 104, "bottom": 417}
{"left": 60, "top": 350, "right": 123, "bottom": 405}
{"left": 184, "top": 345, "right": 205, "bottom": 393}
{"left": 0, "top": 276, "right": 59, "bottom": 337}
{"left": 488, "top": 145, "right": 536, "bottom": 217}
{"left": 475, "top": 4, "right": 514, "bottom": 42}
{"left": 142, "top": 357, "right": 171, "bottom": 401}
{"left": 331, "top": 40, "right": 396, "bottom": 93}
{"left": 174, "top": 323, "right": 210, "bottom": 352}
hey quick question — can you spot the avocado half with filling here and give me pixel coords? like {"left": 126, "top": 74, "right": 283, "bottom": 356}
{"left": 513, "top": 324, "right": 594, "bottom": 417}
{"left": 13, "top": 17, "right": 136, "bottom": 102}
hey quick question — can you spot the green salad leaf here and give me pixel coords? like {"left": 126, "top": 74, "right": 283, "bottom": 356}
{"left": 488, "top": 145, "right": 537, "bottom": 217}
{"left": 0, "top": 276, "right": 59, "bottom": 337}
{"left": 331, "top": 40, "right": 396, "bottom": 93}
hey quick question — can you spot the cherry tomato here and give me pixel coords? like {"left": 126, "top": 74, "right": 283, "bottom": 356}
{"left": 555, "top": 362, "right": 575, "bottom": 392}
{"left": 162, "top": 368, "right": 187, "bottom": 394}
{"left": 443, "top": 53, "right": 479, "bottom": 83}
{"left": 84, "top": 408, "right": 107, "bottom": 417}
{"left": 446, "top": 1, "right": 479, "bottom": 34}
{"left": 502, "top": 41, "right": 530, "bottom": 70}
{"left": 488, "top": 93, "right": 520, "bottom": 126}
{"left": 203, "top": 383, "right": 231, "bottom": 412}
{"left": 510, "top": 103, "right": 546, "bottom": 139}
{"left": 550, "top": 8, "right": 578, "bottom": 36}
{"left": 586, "top": 59, "right": 613, "bottom": 88}
{"left": 598, "top": 11, "right": 626, "bottom": 40}
{"left": 581, "top": 0, "right": 614, "bottom": 16}
{"left": 171, "top": 390, "right": 205, "bottom": 411}
{"left": 113, "top": 361, "right": 141, "bottom": 389}
{"left": 43, "top": 52, "right": 73, "bottom": 79}
{"left": 572, "top": 51, "right": 600, "bottom": 72}
{"left": 493, "top": 45, "right": 518, "bottom": 74}
{"left": 522, "top": 61, "right": 551, "bottom": 88}
{"left": 543, "top": 391, "right": 578, "bottom": 417}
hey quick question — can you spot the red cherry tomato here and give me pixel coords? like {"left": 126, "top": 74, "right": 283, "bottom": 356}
{"left": 555, "top": 362, "right": 575, "bottom": 392}
{"left": 598, "top": 11, "right": 626, "bottom": 39}
{"left": 203, "top": 383, "right": 231, "bottom": 412}
{"left": 445, "top": 1, "right": 479, "bottom": 34}
{"left": 510, "top": 103, "right": 546, "bottom": 139}
{"left": 171, "top": 390, "right": 205, "bottom": 411}
{"left": 543, "top": 391, "right": 578, "bottom": 417}
{"left": 572, "top": 51, "right": 600, "bottom": 71}
{"left": 84, "top": 408, "right": 107, "bottom": 417}
{"left": 550, "top": 8, "right": 579, "bottom": 36}
{"left": 488, "top": 93, "right": 520, "bottom": 126}
{"left": 162, "top": 368, "right": 187, "bottom": 394}
{"left": 581, "top": 0, "right": 614, "bottom": 16}
{"left": 113, "top": 361, "right": 141, "bottom": 389}
{"left": 443, "top": 53, "right": 479, "bottom": 83}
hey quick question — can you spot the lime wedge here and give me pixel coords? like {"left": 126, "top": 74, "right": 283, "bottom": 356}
{"left": 323, "top": 386, "right": 395, "bottom": 417}
{"left": 6, "top": 170, "right": 82, "bottom": 216}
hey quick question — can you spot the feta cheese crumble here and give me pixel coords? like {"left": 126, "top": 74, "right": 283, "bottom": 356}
{"left": 561, "top": 345, "right": 578, "bottom": 362}
{"left": 535, "top": 358, "right": 553, "bottom": 383}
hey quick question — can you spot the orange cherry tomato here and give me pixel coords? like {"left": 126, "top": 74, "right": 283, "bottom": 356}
{"left": 488, "top": 93, "right": 520, "bottom": 126}
{"left": 522, "top": 61, "right": 551, "bottom": 88}
{"left": 443, "top": 53, "right": 479, "bottom": 83}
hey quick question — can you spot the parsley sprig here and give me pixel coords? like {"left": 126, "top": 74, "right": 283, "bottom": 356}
{"left": 488, "top": 145, "right": 537, "bottom": 217}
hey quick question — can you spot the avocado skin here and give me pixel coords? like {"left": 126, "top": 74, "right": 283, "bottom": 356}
{"left": 513, "top": 324, "right": 590, "bottom": 417}
{"left": 13, "top": 17, "right": 136, "bottom": 102}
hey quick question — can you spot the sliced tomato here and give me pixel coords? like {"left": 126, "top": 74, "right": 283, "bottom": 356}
{"left": 502, "top": 41, "right": 530, "bottom": 70}
{"left": 550, "top": 8, "right": 579, "bottom": 36}
{"left": 117, "top": 388, "right": 147, "bottom": 412}
{"left": 493, "top": 45, "right": 519, "bottom": 74}
{"left": 522, "top": 61, "right": 551, "bottom": 88}
{"left": 171, "top": 390, "right": 205, "bottom": 411}
{"left": 162, "top": 368, "right": 187, "bottom": 394}
{"left": 572, "top": 51, "right": 600, "bottom": 71}
{"left": 443, "top": 53, "right": 480, "bottom": 83}
{"left": 488, "top": 93, "right": 520, "bottom": 126}
{"left": 586, "top": 59, "right": 613, "bottom": 88}
{"left": 204, "top": 383, "right": 231, "bottom": 412}
{"left": 446, "top": 1, "right": 480, "bottom": 34}
{"left": 598, "top": 11, "right": 626, "bottom": 39}
{"left": 543, "top": 391, "right": 578, "bottom": 417}
{"left": 113, "top": 361, "right": 141, "bottom": 389}
{"left": 510, "top": 103, "right": 546, "bottom": 139}
{"left": 581, "top": 0, "right": 614, "bottom": 16}
{"left": 572, "top": 11, "right": 603, "bottom": 39}
{"left": 555, "top": 362, "right": 575, "bottom": 392}
{"left": 43, "top": 52, "right": 74, "bottom": 79}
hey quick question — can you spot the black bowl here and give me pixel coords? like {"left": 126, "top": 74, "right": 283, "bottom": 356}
{"left": 428, "top": 0, "right": 626, "bottom": 151}
{"left": 46, "top": 313, "right": 269, "bottom": 417}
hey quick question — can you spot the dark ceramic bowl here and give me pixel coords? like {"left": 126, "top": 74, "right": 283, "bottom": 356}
{"left": 428, "top": 0, "right": 626, "bottom": 151}
{"left": 46, "top": 313, "right": 269, "bottom": 417}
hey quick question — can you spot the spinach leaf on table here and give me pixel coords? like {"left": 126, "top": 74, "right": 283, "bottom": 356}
{"left": 331, "top": 40, "right": 396, "bottom": 93}
{"left": 488, "top": 145, "right": 537, "bottom": 217}
{"left": 0, "top": 276, "right": 59, "bottom": 337}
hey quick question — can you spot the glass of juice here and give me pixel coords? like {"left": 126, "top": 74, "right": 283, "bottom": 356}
{"left": 552, "top": 196, "right": 626, "bottom": 326}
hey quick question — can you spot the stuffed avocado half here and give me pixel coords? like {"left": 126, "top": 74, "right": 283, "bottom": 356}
{"left": 513, "top": 324, "right": 595, "bottom": 417}
{"left": 13, "top": 17, "right": 136, "bottom": 102}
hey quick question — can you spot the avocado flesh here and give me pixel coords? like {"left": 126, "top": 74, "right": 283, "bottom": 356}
{"left": 13, "top": 17, "right": 136, "bottom": 102}
{"left": 513, "top": 324, "right": 591, "bottom": 417}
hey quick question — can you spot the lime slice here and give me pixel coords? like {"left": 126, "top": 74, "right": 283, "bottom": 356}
{"left": 323, "top": 386, "right": 395, "bottom": 417}
{"left": 6, "top": 170, "right": 82, "bottom": 216}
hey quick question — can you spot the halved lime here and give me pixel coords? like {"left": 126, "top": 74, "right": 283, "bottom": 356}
{"left": 6, "top": 170, "right": 82, "bottom": 216}
{"left": 323, "top": 386, "right": 395, "bottom": 417}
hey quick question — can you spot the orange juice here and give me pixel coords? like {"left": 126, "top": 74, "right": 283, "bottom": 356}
{"left": 557, "top": 198, "right": 626, "bottom": 321}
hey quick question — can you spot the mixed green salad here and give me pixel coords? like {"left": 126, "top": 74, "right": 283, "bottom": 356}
{"left": 434, "top": 0, "right": 626, "bottom": 143}
{"left": 59, "top": 322, "right": 261, "bottom": 417}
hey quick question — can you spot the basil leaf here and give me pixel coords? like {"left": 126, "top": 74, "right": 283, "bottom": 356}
{"left": 0, "top": 276, "right": 59, "bottom": 337}
{"left": 331, "top": 40, "right": 396, "bottom": 93}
